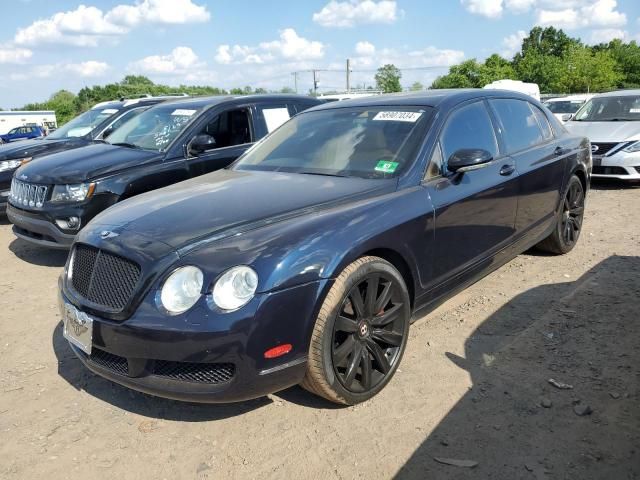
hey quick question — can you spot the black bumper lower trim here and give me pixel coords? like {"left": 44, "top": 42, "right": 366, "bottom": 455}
{"left": 6, "top": 204, "right": 75, "bottom": 248}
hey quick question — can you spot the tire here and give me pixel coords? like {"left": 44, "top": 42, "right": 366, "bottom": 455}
{"left": 301, "top": 256, "right": 411, "bottom": 405}
{"left": 536, "top": 175, "right": 585, "bottom": 255}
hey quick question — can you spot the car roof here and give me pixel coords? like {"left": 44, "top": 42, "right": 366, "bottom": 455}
{"left": 151, "top": 94, "right": 319, "bottom": 110}
{"left": 309, "top": 88, "right": 539, "bottom": 111}
{"left": 593, "top": 89, "right": 640, "bottom": 98}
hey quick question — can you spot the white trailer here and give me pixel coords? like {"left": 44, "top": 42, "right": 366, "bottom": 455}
{"left": 0, "top": 111, "right": 57, "bottom": 134}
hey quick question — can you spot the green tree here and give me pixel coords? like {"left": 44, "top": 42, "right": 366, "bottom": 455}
{"left": 514, "top": 50, "right": 566, "bottom": 92}
{"left": 279, "top": 86, "right": 295, "bottom": 94}
{"left": 595, "top": 39, "right": 640, "bottom": 88}
{"left": 410, "top": 81, "right": 424, "bottom": 91}
{"left": 375, "top": 64, "right": 402, "bottom": 93}
{"left": 561, "top": 45, "right": 622, "bottom": 92}
{"left": 479, "top": 54, "right": 516, "bottom": 85}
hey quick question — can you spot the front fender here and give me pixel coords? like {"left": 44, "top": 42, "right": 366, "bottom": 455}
{"left": 182, "top": 186, "right": 435, "bottom": 301}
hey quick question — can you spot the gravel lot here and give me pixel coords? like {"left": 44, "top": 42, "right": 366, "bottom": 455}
{"left": 0, "top": 181, "right": 639, "bottom": 480}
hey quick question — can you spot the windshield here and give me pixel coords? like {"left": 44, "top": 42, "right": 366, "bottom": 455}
{"left": 106, "top": 105, "right": 202, "bottom": 151}
{"left": 234, "top": 106, "right": 432, "bottom": 179}
{"left": 48, "top": 107, "right": 119, "bottom": 139}
{"left": 573, "top": 95, "right": 640, "bottom": 122}
{"left": 544, "top": 100, "right": 584, "bottom": 114}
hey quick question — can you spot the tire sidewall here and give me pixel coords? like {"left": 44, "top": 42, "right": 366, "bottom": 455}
{"left": 319, "top": 258, "right": 411, "bottom": 404}
{"left": 555, "top": 175, "right": 584, "bottom": 253}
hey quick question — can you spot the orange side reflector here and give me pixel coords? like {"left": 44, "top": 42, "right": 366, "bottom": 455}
{"left": 264, "top": 344, "right": 293, "bottom": 359}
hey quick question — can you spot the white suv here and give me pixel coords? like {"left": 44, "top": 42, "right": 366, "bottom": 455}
{"left": 564, "top": 90, "right": 640, "bottom": 181}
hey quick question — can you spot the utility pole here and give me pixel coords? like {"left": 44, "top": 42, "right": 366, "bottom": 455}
{"left": 291, "top": 71, "right": 298, "bottom": 93}
{"left": 346, "top": 59, "right": 351, "bottom": 93}
{"left": 312, "top": 69, "right": 319, "bottom": 96}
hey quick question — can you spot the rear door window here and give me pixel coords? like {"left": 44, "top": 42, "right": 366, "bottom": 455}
{"left": 490, "top": 99, "right": 544, "bottom": 153}
{"left": 440, "top": 101, "right": 498, "bottom": 165}
{"left": 195, "top": 108, "right": 253, "bottom": 151}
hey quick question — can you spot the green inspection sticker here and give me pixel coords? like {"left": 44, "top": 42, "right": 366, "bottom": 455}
{"left": 375, "top": 160, "right": 399, "bottom": 173}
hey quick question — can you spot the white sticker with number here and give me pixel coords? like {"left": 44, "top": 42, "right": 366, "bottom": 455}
{"left": 373, "top": 111, "right": 423, "bottom": 122}
{"left": 171, "top": 109, "right": 197, "bottom": 116}
{"left": 101, "top": 109, "right": 119, "bottom": 114}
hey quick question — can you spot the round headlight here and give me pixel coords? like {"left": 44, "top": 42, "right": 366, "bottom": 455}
{"left": 159, "top": 266, "right": 204, "bottom": 314}
{"left": 212, "top": 266, "right": 258, "bottom": 311}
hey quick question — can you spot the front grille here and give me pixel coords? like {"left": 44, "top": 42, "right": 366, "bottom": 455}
{"left": 153, "top": 361, "right": 235, "bottom": 384}
{"left": 9, "top": 179, "right": 48, "bottom": 209}
{"left": 71, "top": 244, "right": 141, "bottom": 312}
{"left": 593, "top": 166, "right": 628, "bottom": 175}
{"left": 89, "top": 348, "right": 129, "bottom": 376}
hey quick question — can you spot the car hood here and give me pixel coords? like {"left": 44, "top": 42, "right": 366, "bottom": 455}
{"left": 0, "top": 137, "right": 74, "bottom": 161}
{"left": 89, "top": 169, "right": 396, "bottom": 251}
{"left": 564, "top": 121, "right": 640, "bottom": 143}
{"left": 13, "top": 143, "right": 161, "bottom": 184}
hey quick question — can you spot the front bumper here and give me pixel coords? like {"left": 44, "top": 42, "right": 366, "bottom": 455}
{"left": 59, "top": 278, "right": 332, "bottom": 403}
{"left": 592, "top": 150, "right": 640, "bottom": 180}
{"left": 7, "top": 203, "right": 75, "bottom": 248}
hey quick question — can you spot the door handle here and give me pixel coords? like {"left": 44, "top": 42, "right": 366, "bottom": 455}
{"left": 554, "top": 146, "right": 567, "bottom": 156}
{"left": 500, "top": 164, "right": 515, "bottom": 176}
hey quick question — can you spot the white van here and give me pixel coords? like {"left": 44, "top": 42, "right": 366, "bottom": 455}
{"left": 483, "top": 80, "right": 541, "bottom": 101}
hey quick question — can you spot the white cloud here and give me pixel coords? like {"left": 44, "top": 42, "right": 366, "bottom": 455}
{"left": 128, "top": 46, "right": 203, "bottom": 74}
{"left": 505, "top": 0, "right": 535, "bottom": 13}
{"left": 67, "top": 60, "right": 110, "bottom": 77}
{"left": 588, "top": 28, "right": 627, "bottom": 43}
{"left": 105, "top": 0, "right": 210, "bottom": 27}
{"left": 313, "top": 0, "right": 400, "bottom": 28}
{"left": 536, "top": 1, "right": 626, "bottom": 29}
{"left": 9, "top": 61, "right": 109, "bottom": 80}
{"left": 14, "top": 0, "right": 210, "bottom": 48}
{"left": 215, "top": 29, "right": 325, "bottom": 64}
{"left": 0, "top": 45, "right": 32, "bottom": 63}
{"left": 350, "top": 44, "right": 464, "bottom": 69}
{"left": 502, "top": 30, "right": 527, "bottom": 57}
{"left": 355, "top": 41, "right": 376, "bottom": 56}
{"left": 460, "top": 0, "right": 504, "bottom": 19}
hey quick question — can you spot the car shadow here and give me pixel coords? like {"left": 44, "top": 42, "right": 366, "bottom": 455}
{"left": 591, "top": 178, "right": 640, "bottom": 190}
{"left": 395, "top": 255, "right": 640, "bottom": 479}
{"left": 8, "top": 238, "right": 67, "bottom": 267}
{"left": 51, "top": 321, "right": 274, "bottom": 421}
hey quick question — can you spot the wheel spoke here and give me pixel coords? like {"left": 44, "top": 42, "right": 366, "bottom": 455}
{"left": 365, "top": 275, "right": 379, "bottom": 317}
{"left": 366, "top": 339, "right": 391, "bottom": 374}
{"left": 570, "top": 206, "right": 584, "bottom": 215}
{"left": 374, "top": 281, "right": 392, "bottom": 313}
{"left": 349, "top": 288, "right": 365, "bottom": 319}
{"left": 360, "top": 348, "right": 372, "bottom": 390}
{"left": 372, "top": 329, "right": 403, "bottom": 346}
{"left": 372, "top": 303, "right": 403, "bottom": 327}
{"left": 335, "top": 315, "right": 358, "bottom": 333}
{"left": 343, "top": 342, "right": 363, "bottom": 388}
{"left": 333, "top": 334, "right": 356, "bottom": 366}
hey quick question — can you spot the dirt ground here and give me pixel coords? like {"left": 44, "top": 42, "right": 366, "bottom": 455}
{"left": 0, "top": 181, "right": 639, "bottom": 480}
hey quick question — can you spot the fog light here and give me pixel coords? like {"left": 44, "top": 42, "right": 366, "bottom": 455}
{"left": 55, "top": 216, "right": 80, "bottom": 230}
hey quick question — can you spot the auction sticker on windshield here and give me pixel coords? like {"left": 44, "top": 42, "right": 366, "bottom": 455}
{"left": 373, "top": 111, "right": 422, "bottom": 122}
{"left": 171, "top": 109, "right": 197, "bottom": 116}
{"left": 375, "top": 160, "right": 399, "bottom": 173}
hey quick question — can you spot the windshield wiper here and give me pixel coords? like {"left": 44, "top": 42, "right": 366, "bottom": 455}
{"left": 110, "top": 142, "right": 141, "bottom": 149}
{"left": 298, "top": 171, "right": 349, "bottom": 178}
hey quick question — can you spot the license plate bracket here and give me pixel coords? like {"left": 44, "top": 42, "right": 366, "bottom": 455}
{"left": 62, "top": 302, "right": 93, "bottom": 355}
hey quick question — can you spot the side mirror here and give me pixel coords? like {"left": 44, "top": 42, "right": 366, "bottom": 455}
{"left": 561, "top": 113, "right": 573, "bottom": 122}
{"left": 102, "top": 127, "right": 114, "bottom": 139}
{"left": 189, "top": 134, "right": 216, "bottom": 155}
{"left": 447, "top": 149, "right": 493, "bottom": 174}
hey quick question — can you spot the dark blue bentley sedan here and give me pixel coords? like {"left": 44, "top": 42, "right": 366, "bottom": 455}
{"left": 58, "top": 89, "right": 591, "bottom": 405}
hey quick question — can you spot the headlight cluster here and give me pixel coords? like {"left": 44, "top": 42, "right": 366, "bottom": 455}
{"left": 51, "top": 183, "right": 95, "bottom": 203}
{"left": 158, "top": 265, "right": 258, "bottom": 315}
{"left": 623, "top": 141, "right": 640, "bottom": 153}
{"left": 0, "top": 157, "right": 30, "bottom": 172}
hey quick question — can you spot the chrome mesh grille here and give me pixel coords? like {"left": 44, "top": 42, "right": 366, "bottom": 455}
{"left": 9, "top": 179, "right": 48, "bottom": 209}
{"left": 71, "top": 244, "right": 141, "bottom": 312}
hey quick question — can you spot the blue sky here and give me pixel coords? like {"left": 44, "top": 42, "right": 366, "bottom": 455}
{"left": 1, "top": 0, "right": 639, "bottom": 108}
